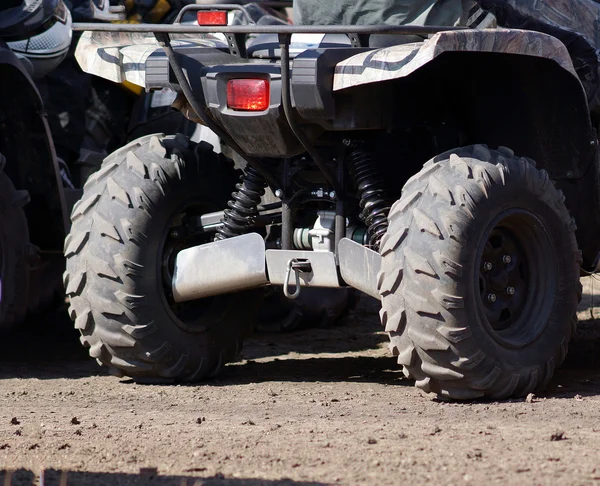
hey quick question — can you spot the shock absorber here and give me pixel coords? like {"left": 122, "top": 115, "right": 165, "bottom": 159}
{"left": 347, "top": 144, "right": 391, "bottom": 251}
{"left": 215, "top": 166, "right": 267, "bottom": 241}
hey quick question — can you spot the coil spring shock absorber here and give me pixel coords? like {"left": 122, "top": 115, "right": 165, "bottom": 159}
{"left": 347, "top": 144, "right": 391, "bottom": 251}
{"left": 215, "top": 166, "right": 267, "bottom": 241}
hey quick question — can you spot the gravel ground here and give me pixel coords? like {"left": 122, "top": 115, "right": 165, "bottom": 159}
{"left": 0, "top": 277, "right": 598, "bottom": 485}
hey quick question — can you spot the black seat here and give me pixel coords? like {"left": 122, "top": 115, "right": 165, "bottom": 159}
{"left": 247, "top": 33, "right": 352, "bottom": 59}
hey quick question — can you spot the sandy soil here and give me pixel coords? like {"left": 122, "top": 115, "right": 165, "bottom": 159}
{"left": 0, "top": 277, "right": 599, "bottom": 485}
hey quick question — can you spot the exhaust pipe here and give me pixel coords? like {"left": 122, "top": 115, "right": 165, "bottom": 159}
{"left": 172, "top": 233, "right": 268, "bottom": 302}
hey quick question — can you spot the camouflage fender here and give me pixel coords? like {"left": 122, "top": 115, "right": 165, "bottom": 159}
{"left": 74, "top": 31, "right": 225, "bottom": 87}
{"left": 333, "top": 28, "right": 577, "bottom": 91}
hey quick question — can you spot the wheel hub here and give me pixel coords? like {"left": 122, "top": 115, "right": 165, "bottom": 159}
{"left": 476, "top": 209, "right": 557, "bottom": 349}
{"left": 480, "top": 227, "right": 528, "bottom": 331}
{"left": 487, "top": 266, "right": 509, "bottom": 292}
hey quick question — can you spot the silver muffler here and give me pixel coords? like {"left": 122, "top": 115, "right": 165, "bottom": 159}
{"left": 172, "top": 233, "right": 268, "bottom": 302}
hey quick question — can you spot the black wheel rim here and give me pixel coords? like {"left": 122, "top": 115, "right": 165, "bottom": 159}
{"left": 160, "top": 202, "right": 218, "bottom": 333}
{"left": 476, "top": 209, "right": 557, "bottom": 349}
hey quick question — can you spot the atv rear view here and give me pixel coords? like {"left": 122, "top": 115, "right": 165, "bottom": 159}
{"left": 65, "top": 2, "right": 600, "bottom": 399}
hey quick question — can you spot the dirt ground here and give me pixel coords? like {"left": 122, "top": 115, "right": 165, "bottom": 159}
{"left": 0, "top": 277, "right": 599, "bottom": 485}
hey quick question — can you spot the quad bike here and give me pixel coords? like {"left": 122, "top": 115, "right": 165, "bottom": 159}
{"left": 0, "top": 0, "right": 150, "bottom": 331}
{"left": 0, "top": 0, "right": 77, "bottom": 330}
{"left": 65, "top": 0, "right": 600, "bottom": 399}
{"left": 0, "top": 0, "right": 156, "bottom": 332}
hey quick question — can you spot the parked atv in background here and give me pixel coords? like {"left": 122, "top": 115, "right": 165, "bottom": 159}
{"left": 65, "top": 0, "right": 600, "bottom": 399}
{"left": 0, "top": 0, "right": 150, "bottom": 332}
{"left": 0, "top": 0, "right": 76, "bottom": 331}
{"left": 0, "top": 0, "right": 167, "bottom": 332}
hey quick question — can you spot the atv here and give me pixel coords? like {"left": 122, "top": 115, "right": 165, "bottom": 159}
{"left": 0, "top": 0, "right": 153, "bottom": 332}
{"left": 65, "top": 0, "right": 600, "bottom": 399}
{"left": 0, "top": 0, "right": 77, "bottom": 330}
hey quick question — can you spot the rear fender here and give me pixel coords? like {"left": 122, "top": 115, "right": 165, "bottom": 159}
{"left": 74, "top": 31, "right": 227, "bottom": 87}
{"left": 334, "top": 29, "right": 595, "bottom": 180}
{"left": 333, "top": 28, "right": 578, "bottom": 91}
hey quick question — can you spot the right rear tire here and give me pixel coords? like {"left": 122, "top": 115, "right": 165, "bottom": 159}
{"left": 64, "top": 134, "right": 260, "bottom": 382}
{"left": 378, "top": 145, "right": 581, "bottom": 400}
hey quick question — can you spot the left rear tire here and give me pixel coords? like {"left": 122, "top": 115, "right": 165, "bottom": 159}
{"left": 64, "top": 134, "right": 260, "bottom": 382}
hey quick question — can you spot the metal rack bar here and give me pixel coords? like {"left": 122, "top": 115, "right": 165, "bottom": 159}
{"left": 73, "top": 23, "right": 466, "bottom": 34}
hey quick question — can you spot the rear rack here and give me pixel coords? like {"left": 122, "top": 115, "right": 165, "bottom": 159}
{"left": 72, "top": 16, "right": 468, "bottom": 191}
{"left": 72, "top": 22, "right": 466, "bottom": 35}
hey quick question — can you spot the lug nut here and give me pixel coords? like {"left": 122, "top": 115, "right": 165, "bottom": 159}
{"left": 502, "top": 255, "right": 512, "bottom": 264}
{"left": 170, "top": 229, "right": 180, "bottom": 239}
{"left": 506, "top": 286, "right": 515, "bottom": 296}
{"left": 274, "top": 189, "right": 283, "bottom": 198}
{"left": 487, "top": 293, "right": 497, "bottom": 303}
{"left": 483, "top": 262, "right": 493, "bottom": 271}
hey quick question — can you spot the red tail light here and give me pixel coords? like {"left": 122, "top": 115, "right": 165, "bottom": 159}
{"left": 227, "top": 79, "right": 270, "bottom": 112}
{"left": 197, "top": 11, "right": 227, "bottom": 26}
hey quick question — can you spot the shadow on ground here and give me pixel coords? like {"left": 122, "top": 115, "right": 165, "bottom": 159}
{"left": 2, "top": 297, "right": 600, "bottom": 393}
{"left": 1, "top": 469, "right": 326, "bottom": 486}
{"left": 0, "top": 306, "right": 87, "bottom": 362}
{"left": 542, "top": 367, "right": 600, "bottom": 400}
{"left": 211, "top": 355, "right": 405, "bottom": 386}
{"left": 0, "top": 306, "right": 103, "bottom": 379}
{"left": 0, "top": 300, "right": 394, "bottom": 383}
{"left": 242, "top": 301, "right": 386, "bottom": 360}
